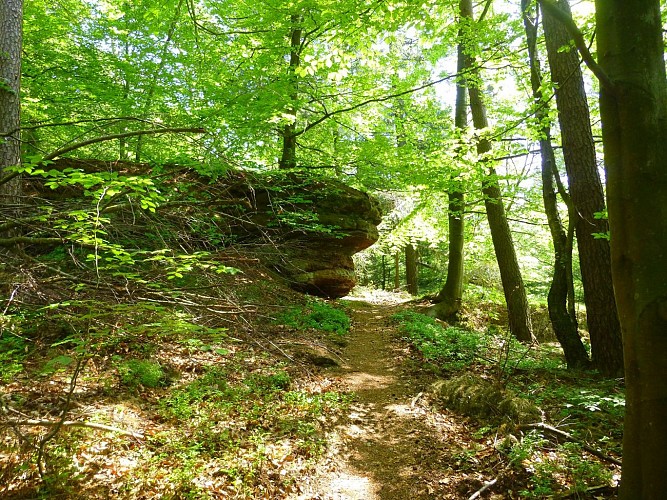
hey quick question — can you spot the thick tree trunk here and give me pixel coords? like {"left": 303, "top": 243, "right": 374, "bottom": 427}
{"left": 595, "top": 1, "right": 667, "bottom": 496}
{"left": 405, "top": 243, "right": 418, "bottom": 295}
{"left": 0, "top": 0, "right": 22, "bottom": 208}
{"left": 279, "top": 15, "right": 302, "bottom": 169}
{"left": 522, "top": 0, "right": 589, "bottom": 368}
{"left": 461, "top": 0, "right": 534, "bottom": 343}
{"left": 432, "top": 38, "right": 466, "bottom": 320}
{"left": 542, "top": 0, "right": 623, "bottom": 376}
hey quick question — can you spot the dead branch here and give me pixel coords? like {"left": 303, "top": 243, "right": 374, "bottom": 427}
{"left": 468, "top": 478, "right": 497, "bottom": 500}
{"left": 37, "top": 357, "right": 85, "bottom": 478}
{"left": 518, "top": 422, "right": 622, "bottom": 466}
{"left": 2, "top": 419, "right": 144, "bottom": 439}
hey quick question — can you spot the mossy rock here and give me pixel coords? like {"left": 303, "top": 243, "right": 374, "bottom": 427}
{"left": 431, "top": 374, "right": 541, "bottom": 425}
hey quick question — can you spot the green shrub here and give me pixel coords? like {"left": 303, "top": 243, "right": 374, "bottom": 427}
{"left": 278, "top": 301, "right": 350, "bottom": 335}
{"left": 0, "top": 334, "right": 28, "bottom": 381}
{"left": 509, "top": 434, "right": 612, "bottom": 497}
{"left": 392, "top": 311, "right": 486, "bottom": 370}
{"left": 118, "top": 359, "right": 167, "bottom": 388}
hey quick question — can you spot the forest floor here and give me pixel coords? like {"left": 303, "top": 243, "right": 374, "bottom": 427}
{"left": 0, "top": 277, "right": 622, "bottom": 499}
{"left": 293, "top": 297, "right": 511, "bottom": 500}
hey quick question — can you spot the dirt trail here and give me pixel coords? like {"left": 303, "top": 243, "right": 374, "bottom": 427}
{"left": 294, "top": 299, "right": 484, "bottom": 500}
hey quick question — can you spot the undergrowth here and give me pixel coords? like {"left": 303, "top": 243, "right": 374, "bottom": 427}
{"left": 392, "top": 308, "right": 622, "bottom": 497}
{"left": 277, "top": 299, "right": 350, "bottom": 336}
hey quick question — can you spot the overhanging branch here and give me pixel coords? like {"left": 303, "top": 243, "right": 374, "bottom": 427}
{"left": 43, "top": 127, "right": 206, "bottom": 161}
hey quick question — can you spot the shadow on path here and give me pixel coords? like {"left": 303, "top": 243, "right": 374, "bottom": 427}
{"left": 293, "top": 300, "right": 482, "bottom": 500}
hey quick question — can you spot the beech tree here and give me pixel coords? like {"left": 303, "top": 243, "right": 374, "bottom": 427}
{"left": 460, "top": 0, "right": 534, "bottom": 343}
{"left": 594, "top": 0, "right": 667, "bottom": 495}
{"left": 431, "top": 22, "right": 467, "bottom": 320}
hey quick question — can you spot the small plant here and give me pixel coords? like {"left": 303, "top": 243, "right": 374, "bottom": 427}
{"left": 0, "top": 333, "right": 28, "bottom": 381}
{"left": 118, "top": 358, "right": 167, "bottom": 388}
{"left": 509, "top": 432, "right": 613, "bottom": 497}
{"left": 278, "top": 300, "right": 350, "bottom": 335}
{"left": 392, "top": 311, "right": 486, "bottom": 370}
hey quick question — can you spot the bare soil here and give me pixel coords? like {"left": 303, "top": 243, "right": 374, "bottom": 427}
{"left": 293, "top": 298, "right": 506, "bottom": 500}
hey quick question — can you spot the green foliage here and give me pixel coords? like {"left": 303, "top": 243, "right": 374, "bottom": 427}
{"left": 508, "top": 432, "right": 612, "bottom": 497}
{"left": 118, "top": 359, "right": 167, "bottom": 388}
{"left": 0, "top": 332, "right": 28, "bottom": 381}
{"left": 392, "top": 311, "right": 486, "bottom": 370}
{"left": 517, "top": 376, "right": 625, "bottom": 454}
{"left": 277, "top": 300, "right": 350, "bottom": 336}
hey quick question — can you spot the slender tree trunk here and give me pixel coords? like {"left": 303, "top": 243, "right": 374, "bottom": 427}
{"left": 595, "top": 1, "right": 667, "bottom": 495}
{"left": 381, "top": 254, "right": 386, "bottom": 290}
{"left": 460, "top": 0, "right": 534, "bottom": 343}
{"left": 522, "top": 0, "right": 589, "bottom": 368}
{"left": 542, "top": 0, "right": 623, "bottom": 376}
{"left": 405, "top": 243, "right": 418, "bottom": 295}
{"left": 432, "top": 36, "right": 466, "bottom": 320}
{"left": 0, "top": 0, "right": 23, "bottom": 210}
{"left": 279, "top": 14, "right": 302, "bottom": 169}
{"left": 393, "top": 253, "right": 400, "bottom": 291}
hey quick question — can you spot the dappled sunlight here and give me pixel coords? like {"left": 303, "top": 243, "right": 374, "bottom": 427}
{"left": 339, "top": 371, "right": 396, "bottom": 391}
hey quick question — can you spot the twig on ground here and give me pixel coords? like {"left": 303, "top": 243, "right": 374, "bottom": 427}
{"left": 468, "top": 478, "right": 497, "bottom": 500}
{"left": 2, "top": 419, "right": 144, "bottom": 439}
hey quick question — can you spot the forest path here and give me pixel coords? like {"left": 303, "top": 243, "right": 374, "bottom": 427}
{"left": 293, "top": 298, "right": 479, "bottom": 500}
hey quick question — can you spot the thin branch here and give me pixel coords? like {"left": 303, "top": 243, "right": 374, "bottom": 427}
{"left": 14, "top": 116, "right": 151, "bottom": 134}
{"left": 37, "top": 357, "right": 85, "bottom": 478}
{"left": 297, "top": 74, "right": 459, "bottom": 136}
{"left": 2, "top": 419, "right": 143, "bottom": 439}
{"left": 43, "top": 127, "right": 206, "bottom": 161}
{"left": 518, "top": 422, "right": 622, "bottom": 466}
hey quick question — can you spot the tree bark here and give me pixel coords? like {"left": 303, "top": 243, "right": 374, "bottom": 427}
{"left": 0, "top": 0, "right": 22, "bottom": 210}
{"left": 279, "top": 14, "right": 302, "bottom": 169}
{"left": 522, "top": 0, "right": 589, "bottom": 368}
{"left": 405, "top": 243, "right": 418, "bottom": 295}
{"left": 462, "top": 0, "right": 534, "bottom": 343}
{"left": 432, "top": 34, "right": 467, "bottom": 320}
{"left": 595, "top": 0, "right": 667, "bottom": 495}
{"left": 542, "top": 0, "right": 623, "bottom": 376}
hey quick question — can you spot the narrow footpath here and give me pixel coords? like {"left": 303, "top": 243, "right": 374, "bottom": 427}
{"left": 294, "top": 299, "right": 493, "bottom": 500}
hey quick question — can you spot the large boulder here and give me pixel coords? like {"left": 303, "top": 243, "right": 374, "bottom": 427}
{"left": 226, "top": 172, "right": 381, "bottom": 298}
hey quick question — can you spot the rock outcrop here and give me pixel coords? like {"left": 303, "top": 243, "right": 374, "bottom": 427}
{"left": 226, "top": 172, "right": 382, "bottom": 298}
{"left": 26, "top": 160, "right": 382, "bottom": 298}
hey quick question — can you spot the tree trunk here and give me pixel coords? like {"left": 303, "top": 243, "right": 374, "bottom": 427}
{"left": 522, "top": 0, "right": 589, "bottom": 368}
{"left": 278, "top": 14, "right": 302, "bottom": 169}
{"left": 542, "top": 0, "right": 623, "bottom": 376}
{"left": 381, "top": 254, "right": 386, "bottom": 290}
{"left": 595, "top": 0, "right": 667, "bottom": 495}
{"left": 393, "top": 252, "right": 400, "bottom": 291}
{"left": 460, "top": 0, "right": 534, "bottom": 343}
{"left": 0, "top": 0, "right": 22, "bottom": 209}
{"left": 405, "top": 243, "right": 418, "bottom": 296}
{"left": 432, "top": 36, "right": 466, "bottom": 320}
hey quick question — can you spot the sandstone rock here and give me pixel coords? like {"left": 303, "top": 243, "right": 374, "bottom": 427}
{"left": 227, "top": 172, "right": 382, "bottom": 298}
